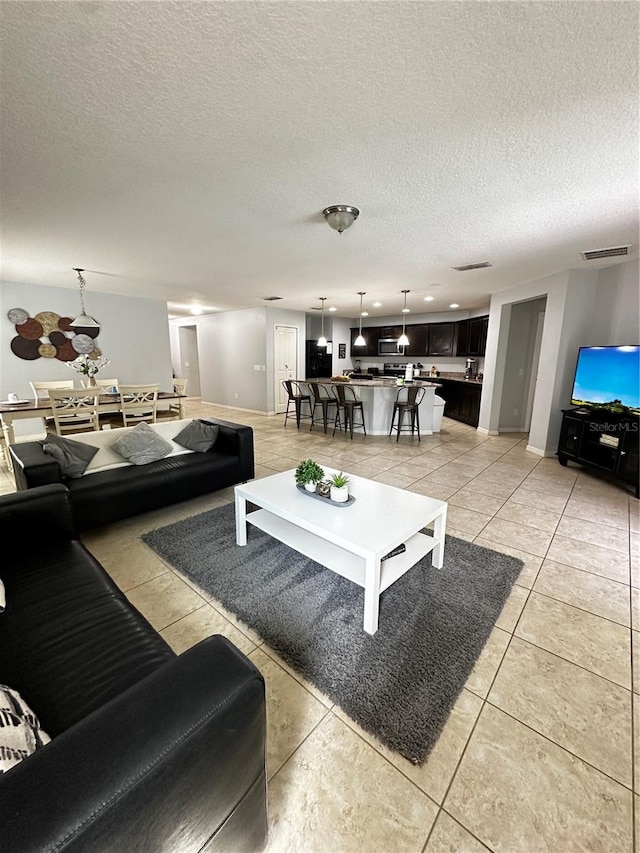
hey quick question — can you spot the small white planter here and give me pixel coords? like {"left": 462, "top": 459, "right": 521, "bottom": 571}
{"left": 304, "top": 482, "right": 317, "bottom": 492}
{"left": 330, "top": 485, "right": 349, "bottom": 503}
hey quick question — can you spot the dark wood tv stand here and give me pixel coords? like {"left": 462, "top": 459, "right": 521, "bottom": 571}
{"left": 557, "top": 408, "right": 639, "bottom": 498}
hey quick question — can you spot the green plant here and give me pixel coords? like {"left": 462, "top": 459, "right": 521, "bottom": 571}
{"left": 295, "top": 459, "right": 325, "bottom": 485}
{"left": 328, "top": 471, "right": 350, "bottom": 488}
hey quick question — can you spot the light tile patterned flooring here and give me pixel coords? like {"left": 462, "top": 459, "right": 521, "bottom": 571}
{"left": 1, "top": 400, "right": 638, "bottom": 852}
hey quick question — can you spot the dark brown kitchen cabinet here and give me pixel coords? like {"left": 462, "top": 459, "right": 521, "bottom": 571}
{"left": 456, "top": 316, "right": 489, "bottom": 356}
{"left": 437, "top": 378, "right": 482, "bottom": 427}
{"left": 350, "top": 326, "right": 379, "bottom": 357}
{"left": 428, "top": 323, "right": 456, "bottom": 357}
{"left": 404, "top": 324, "right": 429, "bottom": 357}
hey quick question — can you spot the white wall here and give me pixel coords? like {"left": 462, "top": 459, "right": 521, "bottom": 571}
{"left": 170, "top": 305, "right": 306, "bottom": 414}
{"left": 1, "top": 280, "right": 173, "bottom": 437}
{"left": 479, "top": 260, "right": 636, "bottom": 455}
{"left": 594, "top": 259, "right": 639, "bottom": 344}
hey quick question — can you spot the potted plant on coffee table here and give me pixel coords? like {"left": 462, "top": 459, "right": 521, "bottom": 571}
{"left": 295, "top": 459, "right": 325, "bottom": 492}
{"left": 328, "top": 471, "right": 350, "bottom": 503}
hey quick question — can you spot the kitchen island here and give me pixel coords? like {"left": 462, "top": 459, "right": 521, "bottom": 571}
{"left": 304, "top": 378, "right": 441, "bottom": 436}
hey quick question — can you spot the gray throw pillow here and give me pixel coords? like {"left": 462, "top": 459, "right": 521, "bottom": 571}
{"left": 42, "top": 433, "right": 99, "bottom": 478}
{"left": 173, "top": 420, "right": 219, "bottom": 453}
{"left": 112, "top": 421, "right": 173, "bottom": 465}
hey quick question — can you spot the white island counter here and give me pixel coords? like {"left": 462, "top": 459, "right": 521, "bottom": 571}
{"left": 304, "top": 379, "right": 441, "bottom": 436}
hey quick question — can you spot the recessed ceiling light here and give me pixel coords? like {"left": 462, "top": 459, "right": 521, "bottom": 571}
{"left": 372, "top": 301, "right": 382, "bottom": 307}
{"left": 449, "top": 303, "right": 460, "bottom": 309}
{"left": 402, "top": 308, "right": 411, "bottom": 313}
{"left": 424, "top": 296, "right": 434, "bottom": 302}
{"left": 361, "top": 311, "right": 369, "bottom": 317}
{"left": 329, "top": 306, "right": 337, "bottom": 312}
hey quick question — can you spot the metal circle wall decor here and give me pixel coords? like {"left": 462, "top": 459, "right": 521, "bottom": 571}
{"left": 38, "top": 343, "right": 57, "bottom": 359}
{"left": 71, "top": 334, "right": 95, "bottom": 354}
{"left": 7, "top": 308, "right": 29, "bottom": 325}
{"left": 7, "top": 307, "right": 102, "bottom": 362}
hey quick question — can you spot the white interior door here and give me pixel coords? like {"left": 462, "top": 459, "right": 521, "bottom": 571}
{"left": 274, "top": 325, "right": 298, "bottom": 413}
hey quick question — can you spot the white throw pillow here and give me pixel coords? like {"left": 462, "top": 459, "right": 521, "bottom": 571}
{"left": 0, "top": 685, "right": 51, "bottom": 774}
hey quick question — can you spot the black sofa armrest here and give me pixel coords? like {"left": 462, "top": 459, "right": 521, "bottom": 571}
{"left": 0, "top": 484, "right": 76, "bottom": 545}
{"left": 0, "top": 635, "right": 267, "bottom": 853}
{"left": 9, "top": 441, "right": 63, "bottom": 491}
{"left": 203, "top": 418, "right": 255, "bottom": 482}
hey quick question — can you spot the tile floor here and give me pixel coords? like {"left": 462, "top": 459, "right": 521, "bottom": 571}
{"left": 1, "top": 401, "right": 637, "bottom": 852}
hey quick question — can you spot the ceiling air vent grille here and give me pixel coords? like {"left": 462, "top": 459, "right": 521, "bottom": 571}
{"left": 581, "top": 246, "right": 629, "bottom": 261}
{"left": 452, "top": 261, "right": 493, "bottom": 272}
{"left": 263, "top": 296, "right": 283, "bottom": 301}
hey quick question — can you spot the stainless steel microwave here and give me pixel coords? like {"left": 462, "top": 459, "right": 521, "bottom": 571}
{"left": 378, "top": 338, "right": 404, "bottom": 355}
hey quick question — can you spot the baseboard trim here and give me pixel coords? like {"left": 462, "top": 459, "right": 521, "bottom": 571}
{"left": 200, "top": 401, "right": 268, "bottom": 416}
{"left": 525, "top": 444, "right": 555, "bottom": 457}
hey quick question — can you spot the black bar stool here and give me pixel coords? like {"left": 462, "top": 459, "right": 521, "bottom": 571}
{"left": 282, "top": 380, "right": 312, "bottom": 428}
{"left": 332, "top": 384, "right": 366, "bottom": 439}
{"left": 308, "top": 382, "right": 338, "bottom": 433}
{"left": 389, "top": 385, "right": 425, "bottom": 441}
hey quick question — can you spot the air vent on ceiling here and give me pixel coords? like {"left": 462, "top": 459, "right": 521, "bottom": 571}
{"left": 263, "top": 296, "right": 283, "bottom": 301}
{"left": 581, "top": 246, "right": 629, "bottom": 261}
{"left": 452, "top": 261, "right": 493, "bottom": 272}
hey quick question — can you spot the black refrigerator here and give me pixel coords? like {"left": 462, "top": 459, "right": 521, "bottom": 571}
{"left": 306, "top": 340, "right": 333, "bottom": 378}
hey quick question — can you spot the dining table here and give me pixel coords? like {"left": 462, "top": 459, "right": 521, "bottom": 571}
{"left": 0, "top": 391, "right": 185, "bottom": 473}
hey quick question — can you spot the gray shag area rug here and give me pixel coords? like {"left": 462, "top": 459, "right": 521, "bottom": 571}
{"left": 143, "top": 502, "right": 522, "bottom": 765}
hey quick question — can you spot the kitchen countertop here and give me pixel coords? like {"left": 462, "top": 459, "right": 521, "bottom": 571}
{"left": 307, "top": 378, "right": 441, "bottom": 389}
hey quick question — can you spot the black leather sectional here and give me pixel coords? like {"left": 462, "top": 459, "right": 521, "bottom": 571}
{"left": 0, "top": 485, "right": 267, "bottom": 852}
{"left": 9, "top": 417, "right": 254, "bottom": 530}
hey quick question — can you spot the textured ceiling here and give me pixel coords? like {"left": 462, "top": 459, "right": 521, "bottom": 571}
{"left": 0, "top": 1, "right": 637, "bottom": 319}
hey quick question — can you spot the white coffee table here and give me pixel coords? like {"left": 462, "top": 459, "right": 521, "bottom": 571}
{"left": 234, "top": 469, "right": 447, "bottom": 635}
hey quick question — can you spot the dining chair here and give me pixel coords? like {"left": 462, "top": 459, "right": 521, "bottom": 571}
{"left": 282, "top": 380, "right": 312, "bottom": 429}
{"left": 47, "top": 388, "right": 100, "bottom": 435}
{"left": 156, "top": 378, "right": 187, "bottom": 422}
{"left": 389, "top": 385, "right": 426, "bottom": 441}
{"left": 81, "top": 378, "right": 119, "bottom": 390}
{"left": 118, "top": 384, "right": 159, "bottom": 427}
{"left": 30, "top": 380, "right": 75, "bottom": 432}
{"left": 308, "top": 382, "right": 338, "bottom": 434}
{"left": 81, "top": 378, "right": 122, "bottom": 427}
{"left": 332, "top": 384, "right": 366, "bottom": 439}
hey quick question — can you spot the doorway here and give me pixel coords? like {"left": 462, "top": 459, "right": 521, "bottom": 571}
{"left": 524, "top": 309, "right": 546, "bottom": 432}
{"left": 178, "top": 325, "right": 201, "bottom": 397}
{"left": 274, "top": 325, "right": 298, "bottom": 413}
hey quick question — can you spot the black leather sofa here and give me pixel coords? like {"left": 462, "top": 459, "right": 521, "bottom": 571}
{"left": 9, "top": 417, "right": 254, "bottom": 531}
{"left": 0, "top": 485, "right": 267, "bottom": 853}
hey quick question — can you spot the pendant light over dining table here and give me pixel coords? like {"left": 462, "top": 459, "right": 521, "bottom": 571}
{"left": 397, "top": 290, "right": 410, "bottom": 347}
{"left": 69, "top": 268, "right": 100, "bottom": 329}
{"left": 317, "top": 297, "right": 327, "bottom": 347}
{"left": 354, "top": 292, "right": 366, "bottom": 346}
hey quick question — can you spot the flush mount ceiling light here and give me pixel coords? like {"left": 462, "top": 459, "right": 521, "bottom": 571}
{"left": 424, "top": 296, "right": 434, "bottom": 302}
{"left": 329, "top": 306, "right": 337, "bottom": 312}
{"left": 450, "top": 303, "right": 460, "bottom": 309}
{"left": 398, "top": 290, "right": 410, "bottom": 347}
{"left": 354, "top": 292, "right": 366, "bottom": 346}
{"left": 323, "top": 205, "right": 360, "bottom": 235}
{"left": 317, "top": 297, "right": 328, "bottom": 347}
{"left": 69, "top": 268, "right": 100, "bottom": 329}
{"left": 373, "top": 301, "right": 382, "bottom": 308}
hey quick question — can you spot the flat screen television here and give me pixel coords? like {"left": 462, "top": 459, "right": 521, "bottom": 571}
{"left": 571, "top": 345, "right": 640, "bottom": 413}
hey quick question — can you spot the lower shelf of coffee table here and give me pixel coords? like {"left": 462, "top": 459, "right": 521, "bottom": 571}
{"left": 246, "top": 508, "right": 436, "bottom": 592}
